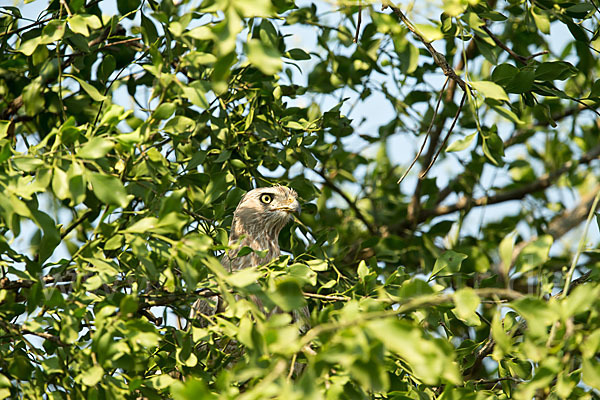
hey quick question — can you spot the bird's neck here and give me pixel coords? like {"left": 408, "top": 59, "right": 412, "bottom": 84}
{"left": 229, "top": 217, "right": 282, "bottom": 259}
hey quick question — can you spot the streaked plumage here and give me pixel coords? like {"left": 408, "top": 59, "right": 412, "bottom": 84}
{"left": 190, "top": 185, "right": 301, "bottom": 324}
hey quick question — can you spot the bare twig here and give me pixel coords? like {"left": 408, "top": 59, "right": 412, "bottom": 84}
{"left": 408, "top": 143, "right": 600, "bottom": 223}
{"left": 384, "top": 2, "right": 467, "bottom": 92}
{"left": 524, "top": 50, "right": 549, "bottom": 60}
{"left": 303, "top": 292, "right": 349, "bottom": 302}
{"left": 0, "top": 319, "right": 67, "bottom": 346}
{"left": 354, "top": 4, "right": 362, "bottom": 43}
{"left": 0, "top": 17, "right": 53, "bottom": 39}
{"left": 419, "top": 92, "right": 467, "bottom": 179}
{"left": 316, "top": 168, "right": 377, "bottom": 235}
{"left": 509, "top": 187, "right": 600, "bottom": 266}
{"left": 61, "top": 209, "right": 93, "bottom": 239}
{"left": 480, "top": 25, "right": 527, "bottom": 65}
{"left": 397, "top": 77, "right": 450, "bottom": 185}
{"left": 300, "top": 287, "right": 523, "bottom": 347}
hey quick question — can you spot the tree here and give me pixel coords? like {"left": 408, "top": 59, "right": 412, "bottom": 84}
{"left": 1, "top": 0, "right": 600, "bottom": 397}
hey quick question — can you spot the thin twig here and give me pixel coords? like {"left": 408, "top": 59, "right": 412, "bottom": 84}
{"left": 524, "top": 50, "right": 549, "bottom": 60}
{"left": 300, "top": 288, "right": 523, "bottom": 347}
{"left": 384, "top": 2, "right": 467, "bottom": 92}
{"left": 392, "top": 143, "right": 600, "bottom": 230}
{"left": 303, "top": 292, "right": 349, "bottom": 302}
{"left": 0, "top": 17, "right": 53, "bottom": 39}
{"left": 481, "top": 25, "right": 527, "bottom": 65}
{"left": 316, "top": 168, "right": 377, "bottom": 235}
{"left": 397, "top": 77, "right": 450, "bottom": 184}
{"left": 0, "top": 320, "right": 67, "bottom": 346}
{"left": 423, "top": 145, "right": 600, "bottom": 219}
{"left": 419, "top": 91, "right": 466, "bottom": 179}
{"left": 561, "top": 190, "right": 600, "bottom": 298}
{"left": 354, "top": 4, "right": 362, "bottom": 43}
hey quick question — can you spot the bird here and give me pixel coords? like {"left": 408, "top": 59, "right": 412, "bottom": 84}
{"left": 189, "top": 185, "right": 302, "bottom": 325}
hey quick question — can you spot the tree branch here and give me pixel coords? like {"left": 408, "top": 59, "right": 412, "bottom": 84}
{"left": 395, "top": 143, "right": 600, "bottom": 230}
{"left": 0, "top": 319, "right": 67, "bottom": 347}
{"left": 316, "top": 168, "right": 377, "bottom": 235}
{"left": 480, "top": 25, "right": 528, "bottom": 65}
{"left": 509, "top": 186, "right": 600, "bottom": 266}
{"left": 384, "top": 2, "right": 467, "bottom": 92}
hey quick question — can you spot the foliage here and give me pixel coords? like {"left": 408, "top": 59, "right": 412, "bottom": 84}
{"left": 1, "top": 0, "right": 600, "bottom": 398}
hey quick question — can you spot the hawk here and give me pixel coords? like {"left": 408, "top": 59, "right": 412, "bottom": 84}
{"left": 190, "top": 185, "right": 302, "bottom": 323}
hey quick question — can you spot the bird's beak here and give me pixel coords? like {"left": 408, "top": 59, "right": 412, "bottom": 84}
{"left": 278, "top": 198, "right": 301, "bottom": 214}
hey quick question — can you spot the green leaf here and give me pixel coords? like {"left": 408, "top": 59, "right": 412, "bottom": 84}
{"left": 453, "top": 288, "right": 481, "bottom": 326}
{"left": 247, "top": 39, "right": 282, "bottom": 75}
{"left": 232, "top": 0, "right": 273, "bottom": 17}
{"left": 98, "top": 54, "right": 116, "bottom": 83}
{"left": 531, "top": 7, "right": 550, "bottom": 34}
{"left": 430, "top": 251, "right": 468, "bottom": 280}
{"left": 154, "top": 102, "right": 176, "bottom": 120}
{"left": 446, "top": 132, "right": 476, "bottom": 152}
{"left": 491, "top": 104, "right": 525, "bottom": 125}
{"left": 76, "top": 137, "right": 114, "bottom": 159}
{"left": 67, "top": 161, "right": 86, "bottom": 205}
{"left": 18, "top": 36, "right": 41, "bottom": 56}
{"left": 68, "top": 15, "right": 90, "bottom": 36}
{"left": 583, "top": 358, "right": 600, "bottom": 390}
{"left": 366, "top": 318, "right": 462, "bottom": 385}
{"left": 225, "top": 268, "right": 261, "bottom": 287}
{"left": 285, "top": 48, "right": 311, "bottom": 60}
{"left": 288, "top": 263, "right": 317, "bottom": 286}
{"left": 415, "top": 24, "right": 443, "bottom": 42}
{"left": 66, "top": 74, "right": 106, "bottom": 101}
{"left": 52, "top": 167, "right": 70, "bottom": 200}
{"left": 182, "top": 82, "right": 209, "bottom": 108}
{"left": 140, "top": 13, "right": 158, "bottom": 45}
{"left": 561, "top": 283, "right": 600, "bottom": 318}
{"left": 491, "top": 312, "right": 511, "bottom": 360}
{"left": 511, "top": 296, "right": 557, "bottom": 338}
{"left": 492, "top": 63, "right": 519, "bottom": 86}
{"left": 470, "top": 80, "right": 509, "bottom": 101}
{"left": 88, "top": 172, "right": 131, "bottom": 208}
{"left": 535, "top": 61, "right": 578, "bottom": 81}
{"left": 41, "top": 20, "right": 65, "bottom": 44}
{"left": 306, "top": 259, "right": 328, "bottom": 271}
{"left": 515, "top": 235, "right": 553, "bottom": 273}
{"left": 357, "top": 260, "right": 369, "bottom": 281}
{"left": 78, "top": 365, "right": 104, "bottom": 386}
{"left": 270, "top": 278, "right": 306, "bottom": 311}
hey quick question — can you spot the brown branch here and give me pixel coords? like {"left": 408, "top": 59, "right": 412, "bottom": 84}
{"left": 353, "top": 4, "right": 362, "bottom": 43}
{"left": 384, "top": 3, "right": 467, "bottom": 93}
{"left": 480, "top": 25, "right": 528, "bottom": 65}
{"left": 446, "top": 39, "right": 478, "bottom": 103}
{"left": 0, "top": 275, "right": 59, "bottom": 290}
{"left": 510, "top": 187, "right": 600, "bottom": 267}
{"left": 0, "top": 17, "right": 54, "bottom": 39}
{"left": 467, "top": 269, "right": 595, "bottom": 379}
{"left": 434, "top": 105, "right": 586, "bottom": 208}
{"left": 61, "top": 209, "right": 93, "bottom": 239}
{"left": 0, "top": 319, "right": 67, "bottom": 346}
{"left": 394, "top": 143, "right": 600, "bottom": 231}
{"left": 301, "top": 287, "right": 523, "bottom": 346}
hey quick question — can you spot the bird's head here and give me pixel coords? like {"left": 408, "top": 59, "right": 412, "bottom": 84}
{"left": 230, "top": 185, "right": 301, "bottom": 240}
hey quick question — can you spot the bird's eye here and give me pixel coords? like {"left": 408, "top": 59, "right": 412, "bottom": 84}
{"left": 260, "top": 194, "right": 273, "bottom": 204}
